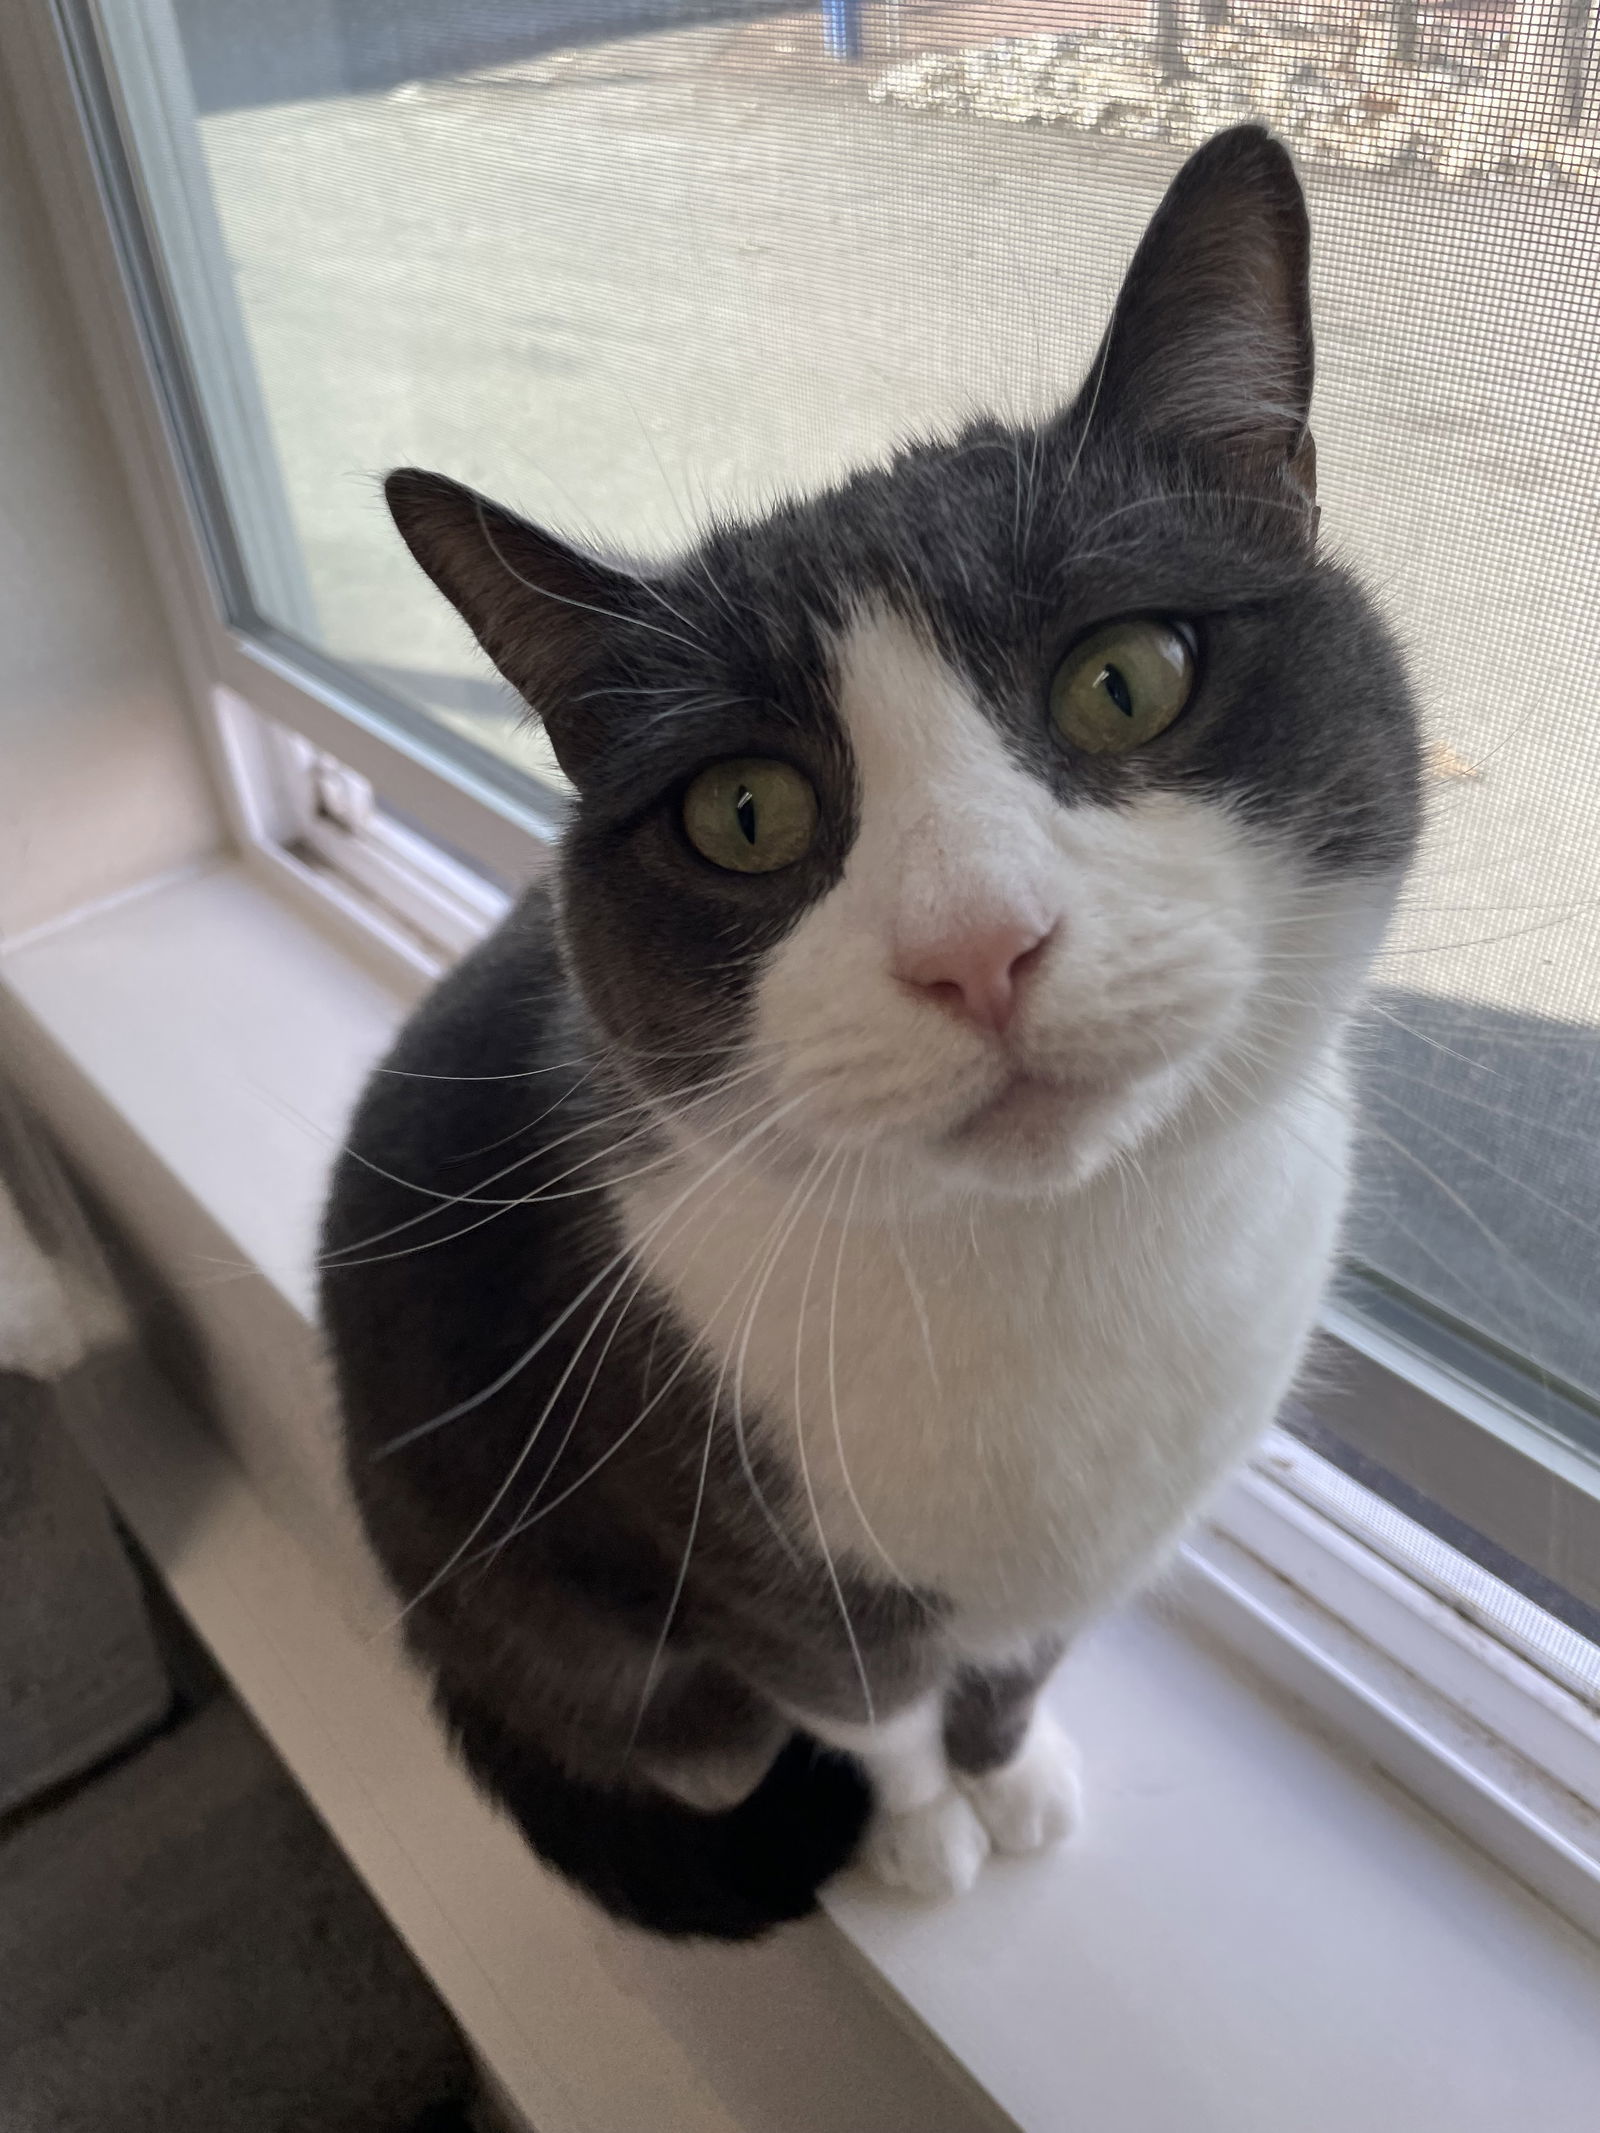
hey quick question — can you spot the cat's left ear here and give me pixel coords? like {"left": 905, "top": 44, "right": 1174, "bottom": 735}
{"left": 1078, "top": 124, "right": 1317, "bottom": 531}
{"left": 384, "top": 468, "right": 651, "bottom": 779}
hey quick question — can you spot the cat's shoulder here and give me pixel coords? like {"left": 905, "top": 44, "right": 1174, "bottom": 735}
{"left": 392, "top": 879, "right": 566, "bottom": 1077}
{"left": 321, "top": 879, "right": 582, "bottom": 1246}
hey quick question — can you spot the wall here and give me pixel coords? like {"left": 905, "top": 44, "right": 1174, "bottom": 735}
{"left": 0, "top": 54, "right": 220, "bottom": 947}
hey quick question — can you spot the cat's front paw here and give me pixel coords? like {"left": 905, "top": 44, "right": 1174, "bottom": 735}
{"left": 959, "top": 1714, "right": 1082, "bottom": 1856}
{"left": 863, "top": 1789, "right": 991, "bottom": 1898}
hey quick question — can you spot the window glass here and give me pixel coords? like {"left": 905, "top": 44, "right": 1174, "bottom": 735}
{"left": 129, "top": 0, "right": 1600, "bottom": 1420}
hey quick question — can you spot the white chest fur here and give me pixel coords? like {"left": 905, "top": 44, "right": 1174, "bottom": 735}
{"left": 620, "top": 1070, "right": 1348, "bottom": 1646}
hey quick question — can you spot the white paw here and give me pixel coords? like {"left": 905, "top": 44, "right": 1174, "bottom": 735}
{"left": 959, "top": 1715, "right": 1082, "bottom": 1856}
{"left": 863, "top": 1788, "right": 991, "bottom": 1899}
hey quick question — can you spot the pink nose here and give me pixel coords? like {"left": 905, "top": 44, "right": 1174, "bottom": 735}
{"left": 895, "top": 919, "right": 1053, "bottom": 1035}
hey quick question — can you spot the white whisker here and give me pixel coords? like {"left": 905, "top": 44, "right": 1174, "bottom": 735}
{"left": 790, "top": 1150, "right": 877, "bottom": 1725}
{"left": 829, "top": 1149, "right": 917, "bottom": 1592}
{"left": 382, "top": 1096, "right": 811, "bottom": 1630}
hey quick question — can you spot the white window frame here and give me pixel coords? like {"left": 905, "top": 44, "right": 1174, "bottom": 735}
{"left": 7, "top": 0, "right": 560, "bottom": 895}
{"left": 6, "top": 0, "right": 1600, "bottom": 1944}
{"left": 213, "top": 689, "right": 515, "bottom": 979}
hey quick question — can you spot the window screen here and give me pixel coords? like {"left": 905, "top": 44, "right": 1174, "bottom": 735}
{"left": 132, "top": 0, "right": 1600, "bottom": 1434}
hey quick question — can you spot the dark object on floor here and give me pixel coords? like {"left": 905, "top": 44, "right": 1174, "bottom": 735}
{"left": 0, "top": 1371, "right": 171, "bottom": 1817}
{"left": 0, "top": 1697, "right": 477, "bottom": 2132}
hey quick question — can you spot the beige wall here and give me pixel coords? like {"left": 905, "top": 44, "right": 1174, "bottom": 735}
{"left": 0, "top": 58, "right": 220, "bottom": 945}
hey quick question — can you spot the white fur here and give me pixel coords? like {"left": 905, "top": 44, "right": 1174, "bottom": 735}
{"left": 959, "top": 1709, "right": 1082, "bottom": 1855}
{"left": 864, "top": 1788, "right": 992, "bottom": 1899}
{"left": 637, "top": 1073, "right": 1344, "bottom": 1635}
{"left": 793, "top": 1696, "right": 990, "bottom": 1894}
{"left": 620, "top": 606, "right": 1394, "bottom": 1881}
{"left": 0, "top": 1179, "right": 127, "bottom": 1381}
{"left": 797, "top": 1693, "right": 951, "bottom": 1812}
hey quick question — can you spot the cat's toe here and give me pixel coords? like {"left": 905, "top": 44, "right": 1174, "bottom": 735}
{"left": 959, "top": 1714, "right": 1082, "bottom": 1855}
{"left": 863, "top": 1789, "right": 991, "bottom": 1898}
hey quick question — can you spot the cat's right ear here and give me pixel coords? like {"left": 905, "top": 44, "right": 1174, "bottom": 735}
{"left": 384, "top": 468, "right": 637, "bottom": 777}
{"left": 1076, "top": 125, "right": 1318, "bottom": 533}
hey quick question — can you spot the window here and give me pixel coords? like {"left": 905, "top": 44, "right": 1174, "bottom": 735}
{"left": 25, "top": 0, "right": 1600, "bottom": 1630}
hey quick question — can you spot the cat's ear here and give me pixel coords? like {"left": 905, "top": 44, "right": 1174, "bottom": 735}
{"left": 384, "top": 468, "right": 641, "bottom": 773}
{"left": 1079, "top": 125, "right": 1317, "bottom": 528}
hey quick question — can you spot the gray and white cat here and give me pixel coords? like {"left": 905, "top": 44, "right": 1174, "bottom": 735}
{"left": 321, "top": 126, "right": 1420, "bottom": 1940}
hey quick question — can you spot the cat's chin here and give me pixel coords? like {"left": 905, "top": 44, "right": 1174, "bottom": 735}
{"left": 930, "top": 1068, "right": 1157, "bottom": 1198}
{"left": 947, "top": 1069, "right": 1110, "bottom": 1148}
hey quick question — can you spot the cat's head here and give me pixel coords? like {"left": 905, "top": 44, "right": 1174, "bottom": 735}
{"left": 387, "top": 126, "right": 1420, "bottom": 1205}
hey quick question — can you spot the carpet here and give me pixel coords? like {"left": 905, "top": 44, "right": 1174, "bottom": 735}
{"left": 0, "top": 1696, "right": 479, "bottom": 2133}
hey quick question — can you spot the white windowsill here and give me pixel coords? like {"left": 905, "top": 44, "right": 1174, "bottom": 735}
{"left": 5, "top": 858, "right": 1600, "bottom": 2133}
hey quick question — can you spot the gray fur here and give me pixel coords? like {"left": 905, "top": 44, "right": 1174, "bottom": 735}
{"left": 943, "top": 1639, "right": 1066, "bottom": 1776}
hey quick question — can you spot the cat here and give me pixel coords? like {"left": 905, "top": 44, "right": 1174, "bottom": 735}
{"left": 320, "top": 123, "right": 1420, "bottom": 1941}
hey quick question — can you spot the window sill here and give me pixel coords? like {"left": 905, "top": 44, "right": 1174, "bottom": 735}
{"left": 5, "top": 859, "right": 1600, "bottom": 2133}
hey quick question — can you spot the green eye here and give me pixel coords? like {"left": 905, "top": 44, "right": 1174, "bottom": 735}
{"left": 682, "top": 757, "right": 819, "bottom": 874}
{"left": 1049, "top": 619, "right": 1196, "bottom": 755}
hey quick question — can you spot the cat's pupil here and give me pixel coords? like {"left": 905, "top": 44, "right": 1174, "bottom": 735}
{"left": 735, "top": 786, "right": 758, "bottom": 845}
{"left": 1099, "top": 664, "right": 1135, "bottom": 719}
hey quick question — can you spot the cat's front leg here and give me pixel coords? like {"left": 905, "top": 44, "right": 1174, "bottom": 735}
{"left": 944, "top": 1644, "right": 1081, "bottom": 1857}
{"left": 796, "top": 1694, "right": 991, "bottom": 1898}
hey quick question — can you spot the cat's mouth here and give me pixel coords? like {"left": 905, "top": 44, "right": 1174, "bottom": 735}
{"left": 945, "top": 1068, "right": 1114, "bottom": 1150}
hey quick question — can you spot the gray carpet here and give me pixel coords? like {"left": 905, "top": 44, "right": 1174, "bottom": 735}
{"left": 0, "top": 1696, "right": 478, "bottom": 2133}
{"left": 0, "top": 1374, "right": 171, "bottom": 1820}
